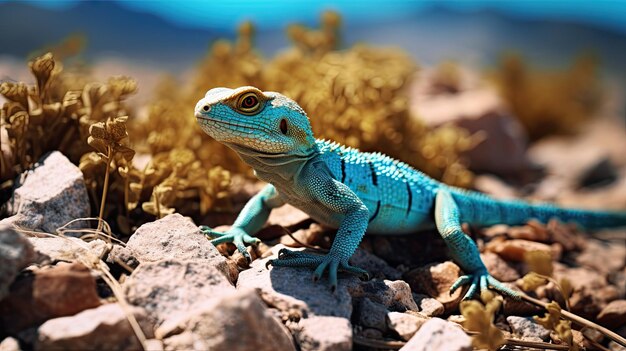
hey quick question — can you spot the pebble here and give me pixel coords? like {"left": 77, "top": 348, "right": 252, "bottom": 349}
{"left": 399, "top": 317, "right": 472, "bottom": 351}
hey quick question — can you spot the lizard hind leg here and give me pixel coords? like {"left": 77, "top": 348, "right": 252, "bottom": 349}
{"left": 435, "top": 189, "right": 520, "bottom": 300}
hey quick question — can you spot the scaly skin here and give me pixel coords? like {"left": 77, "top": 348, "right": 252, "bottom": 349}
{"left": 194, "top": 86, "right": 626, "bottom": 298}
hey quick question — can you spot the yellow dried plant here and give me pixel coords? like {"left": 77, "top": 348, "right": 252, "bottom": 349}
{"left": 494, "top": 53, "right": 603, "bottom": 140}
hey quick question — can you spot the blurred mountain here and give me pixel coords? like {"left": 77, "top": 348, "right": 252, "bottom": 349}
{"left": 0, "top": 0, "right": 625, "bottom": 86}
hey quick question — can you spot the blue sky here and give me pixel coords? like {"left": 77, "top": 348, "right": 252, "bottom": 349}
{"left": 10, "top": 0, "right": 626, "bottom": 33}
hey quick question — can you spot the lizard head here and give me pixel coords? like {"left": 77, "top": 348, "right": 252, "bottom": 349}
{"left": 195, "top": 86, "right": 317, "bottom": 157}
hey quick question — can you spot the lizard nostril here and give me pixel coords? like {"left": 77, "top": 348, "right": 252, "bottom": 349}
{"left": 203, "top": 105, "right": 210, "bottom": 112}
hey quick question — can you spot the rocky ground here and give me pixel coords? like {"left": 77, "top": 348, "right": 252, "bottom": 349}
{"left": 1, "top": 120, "right": 626, "bottom": 349}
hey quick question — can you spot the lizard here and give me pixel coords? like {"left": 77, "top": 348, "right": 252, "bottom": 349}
{"left": 194, "top": 86, "right": 626, "bottom": 299}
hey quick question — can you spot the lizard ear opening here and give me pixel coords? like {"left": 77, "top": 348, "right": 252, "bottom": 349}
{"left": 280, "top": 119, "right": 288, "bottom": 135}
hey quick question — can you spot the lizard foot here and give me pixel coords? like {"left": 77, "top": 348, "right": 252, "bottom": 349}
{"left": 267, "top": 248, "right": 369, "bottom": 291}
{"left": 451, "top": 269, "right": 521, "bottom": 300}
{"left": 200, "top": 225, "right": 260, "bottom": 262}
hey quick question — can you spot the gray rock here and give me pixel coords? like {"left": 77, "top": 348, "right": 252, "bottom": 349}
{"left": 237, "top": 246, "right": 357, "bottom": 319}
{"left": 412, "top": 293, "right": 445, "bottom": 317}
{"left": 1, "top": 151, "right": 89, "bottom": 233}
{"left": 506, "top": 316, "right": 551, "bottom": 341}
{"left": 0, "top": 226, "right": 35, "bottom": 300}
{"left": 354, "top": 298, "right": 388, "bottom": 331}
{"left": 351, "top": 279, "right": 418, "bottom": 312}
{"left": 350, "top": 248, "right": 402, "bottom": 280}
{"left": 160, "top": 289, "right": 295, "bottom": 351}
{"left": 125, "top": 214, "right": 229, "bottom": 278}
{"left": 296, "top": 316, "right": 352, "bottom": 351}
{"left": 124, "top": 259, "right": 234, "bottom": 325}
{"left": 387, "top": 312, "right": 427, "bottom": 341}
{"left": 400, "top": 317, "right": 472, "bottom": 351}
{"left": 0, "top": 337, "right": 20, "bottom": 351}
{"left": 28, "top": 237, "right": 107, "bottom": 264}
{"left": 36, "top": 303, "right": 153, "bottom": 351}
{"left": 106, "top": 245, "right": 139, "bottom": 270}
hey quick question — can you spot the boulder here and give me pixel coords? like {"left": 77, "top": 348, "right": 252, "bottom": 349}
{"left": 410, "top": 67, "right": 530, "bottom": 177}
{"left": 125, "top": 214, "right": 229, "bottom": 279}
{"left": 36, "top": 303, "right": 152, "bottom": 351}
{"left": 0, "top": 152, "right": 89, "bottom": 233}
{"left": 236, "top": 246, "right": 357, "bottom": 319}
{"left": 123, "top": 259, "right": 234, "bottom": 326}
{"left": 296, "top": 316, "right": 352, "bottom": 351}
{"left": 160, "top": 289, "right": 295, "bottom": 351}
{"left": 0, "top": 262, "right": 101, "bottom": 334}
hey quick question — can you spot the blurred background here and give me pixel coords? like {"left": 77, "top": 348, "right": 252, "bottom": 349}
{"left": 1, "top": 0, "right": 625, "bottom": 231}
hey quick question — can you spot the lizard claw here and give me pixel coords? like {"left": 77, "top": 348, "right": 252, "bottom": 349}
{"left": 269, "top": 249, "right": 368, "bottom": 291}
{"left": 451, "top": 269, "right": 520, "bottom": 300}
{"left": 200, "top": 225, "right": 260, "bottom": 261}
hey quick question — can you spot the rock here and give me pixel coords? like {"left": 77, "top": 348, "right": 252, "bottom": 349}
{"left": 36, "top": 303, "right": 153, "bottom": 351}
{"left": 508, "top": 223, "right": 550, "bottom": 242}
{"left": 28, "top": 237, "right": 107, "bottom": 264}
{"left": 0, "top": 262, "right": 101, "bottom": 334}
{"left": 404, "top": 261, "right": 463, "bottom": 313}
{"left": 236, "top": 246, "right": 357, "bottom": 319}
{"left": 0, "top": 152, "right": 89, "bottom": 233}
{"left": 387, "top": 312, "right": 427, "bottom": 341}
{"left": 267, "top": 204, "right": 310, "bottom": 229}
{"left": 296, "top": 316, "right": 352, "bottom": 351}
{"left": 480, "top": 252, "right": 520, "bottom": 282}
{"left": 125, "top": 214, "right": 229, "bottom": 278}
{"left": 349, "top": 248, "right": 402, "bottom": 280}
{"left": 144, "top": 339, "right": 163, "bottom": 351}
{"left": 400, "top": 317, "right": 472, "bottom": 351}
{"left": 354, "top": 298, "right": 388, "bottom": 331}
{"left": 160, "top": 289, "right": 295, "bottom": 351}
{"left": 506, "top": 316, "right": 550, "bottom": 341}
{"left": 0, "top": 226, "right": 35, "bottom": 300}
{"left": 351, "top": 279, "right": 418, "bottom": 312}
{"left": 123, "top": 259, "right": 234, "bottom": 326}
{"left": 279, "top": 223, "right": 333, "bottom": 250}
{"left": 412, "top": 293, "right": 445, "bottom": 317}
{"left": 485, "top": 238, "right": 556, "bottom": 262}
{"left": 106, "top": 245, "right": 140, "bottom": 270}
{"left": 577, "top": 239, "right": 626, "bottom": 275}
{"left": 502, "top": 295, "right": 543, "bottom": 316}
{"left": 597, "top": 300, "right": 626, "bottom": 329}
{"left": 473, "top": 175, "right": 520, "bottom": 200}
{"left": 0, "top": 337, "right": 20, "bottom": 351}
{"left": 411, "top": 68, "right": 530, "bottom": 177}
{"left": 358, "top": 328, "right": 383, "bottom": 339}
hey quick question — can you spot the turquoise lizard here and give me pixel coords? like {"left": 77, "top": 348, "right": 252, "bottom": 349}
{"left": 194, "top": 86, "right": 626, "bottom": 299}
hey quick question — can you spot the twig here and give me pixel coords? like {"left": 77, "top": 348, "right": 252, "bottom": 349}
{"left": 14, "top": 225, "right": 148, "bottom": 350}
{"left": 97, "top": 146, "right": 112, "bottom": 236}
{"left": 353, "top": 331, "right": 572, "bottom": 350}
{"left": 282, "top": 227, "right": 328, "bottom": 252}
{"left": 520, "top": 293, "right": 626, "bottom": 347}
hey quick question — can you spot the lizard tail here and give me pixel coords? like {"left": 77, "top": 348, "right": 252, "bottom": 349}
{"left": 449, "top": 187, "right": 626, "bottom": 230}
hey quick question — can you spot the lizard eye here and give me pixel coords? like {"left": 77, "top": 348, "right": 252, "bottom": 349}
{"left": 280, "top": 119, "right": 288, "bottom": 134}
{"left": 237, "top": 92, "right": 261, "bottom": 115}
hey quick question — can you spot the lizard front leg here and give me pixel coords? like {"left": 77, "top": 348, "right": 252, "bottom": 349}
{"left": 435, "top": 189, "right": 520, "bottom": 300}
{"left": 201, "top": 184, "right": 285, "bottom": 261}
{"left": 268, "top": 164, "right": 370, "bottom": 291}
